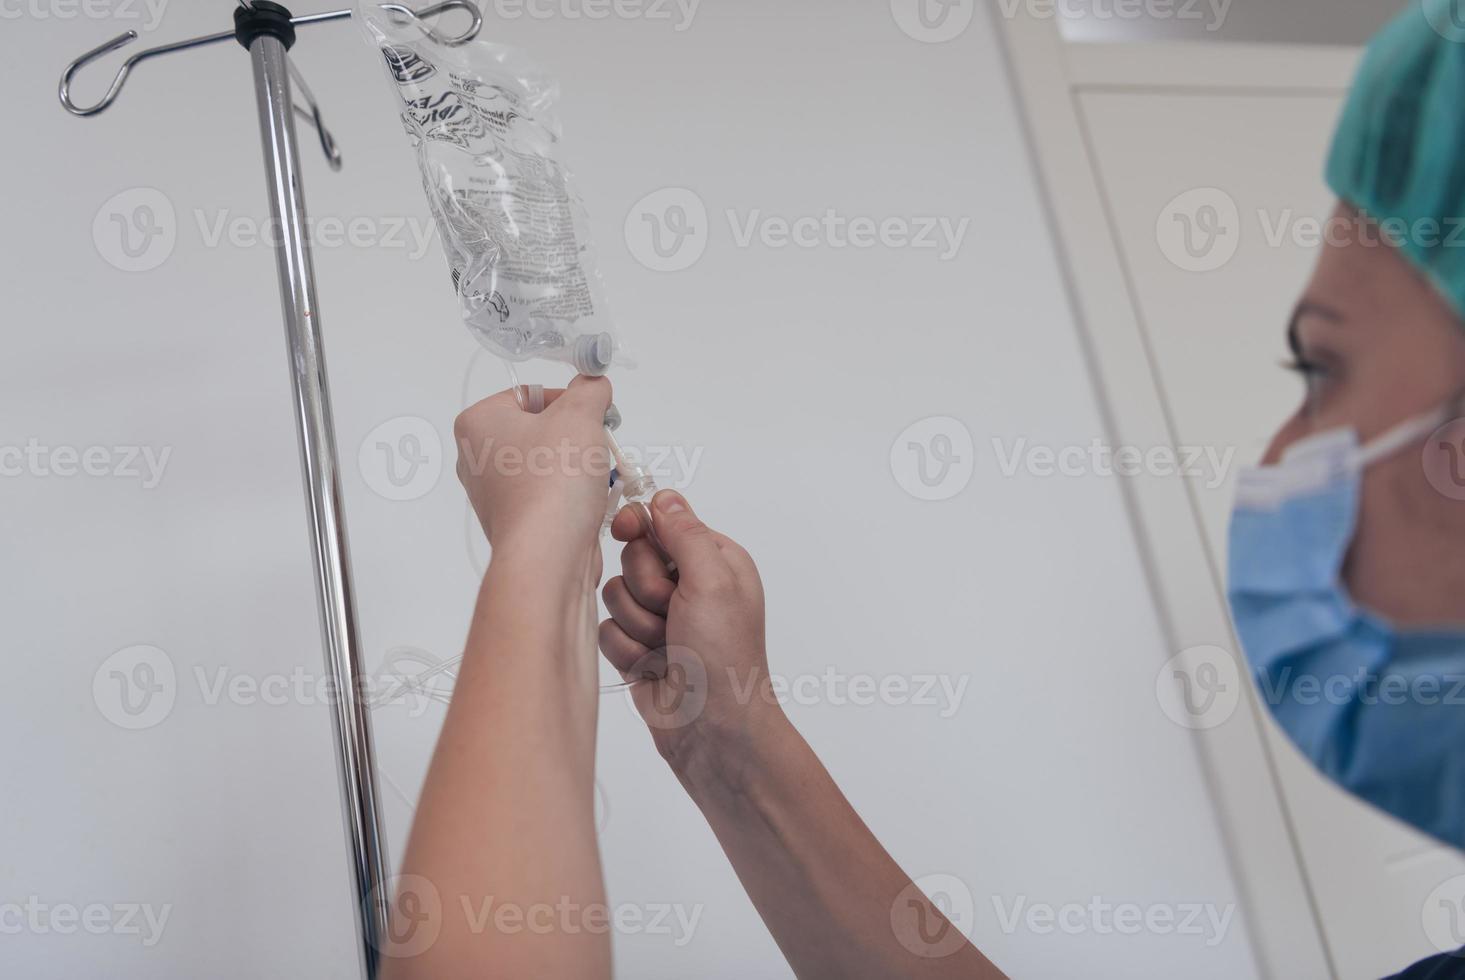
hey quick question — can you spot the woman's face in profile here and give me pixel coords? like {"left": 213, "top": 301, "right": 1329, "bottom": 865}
{"left": 1261, "top": 203, "right": 1465, "bottom": 627}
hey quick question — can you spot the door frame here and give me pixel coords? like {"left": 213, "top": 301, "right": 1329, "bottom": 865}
{"left": 989, "top": 10, "right": 1361, "bottom": 978}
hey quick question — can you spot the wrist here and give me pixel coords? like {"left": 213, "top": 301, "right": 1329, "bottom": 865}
{"left": 666, "top": 701, "right": 799, "bottom": 799}
{"left": 487, "top": 518, "right": 598, "bottom": 579}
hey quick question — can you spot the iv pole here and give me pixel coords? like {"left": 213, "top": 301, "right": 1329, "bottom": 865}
{"left": 59, "top": 4, "right": 484, "bottom": 975}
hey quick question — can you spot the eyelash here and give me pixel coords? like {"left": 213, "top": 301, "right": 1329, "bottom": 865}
{"left": 1282, "top": 357, "right": 1324, "bottom": 377}
{"left": 1281, "top": 356, "right": 1331, "bottom": 404}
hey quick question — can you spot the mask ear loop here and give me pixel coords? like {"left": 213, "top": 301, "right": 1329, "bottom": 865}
{"left": 1356, "top": 389, "right": 1465, "bottom": 468}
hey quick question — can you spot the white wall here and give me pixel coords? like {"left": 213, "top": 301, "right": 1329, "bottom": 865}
{"left": 1, "top": 3, "right": 1253, "bottom": 977}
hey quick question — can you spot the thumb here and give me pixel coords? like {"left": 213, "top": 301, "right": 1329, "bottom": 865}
{"left": 650, "top": 490, "right": 724, "bottom": 584}
{"left": 557, "top": 374, "right": 614, "bottom": 420}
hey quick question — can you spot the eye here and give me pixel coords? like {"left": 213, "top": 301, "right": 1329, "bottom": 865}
{"left": 1281, "top": 356, "right": 1331, "bottom": 407}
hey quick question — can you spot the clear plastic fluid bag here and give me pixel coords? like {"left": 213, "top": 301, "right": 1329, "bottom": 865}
{"left": 355, "top": 5, "right": 657, "bottom": 695}
{"left": 354, "top": 3, "right": 622, "bottom": 376}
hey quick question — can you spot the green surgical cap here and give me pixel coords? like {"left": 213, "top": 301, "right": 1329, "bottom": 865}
{"left": 1326, "top": 0, "right": 1465, "bottom": 321}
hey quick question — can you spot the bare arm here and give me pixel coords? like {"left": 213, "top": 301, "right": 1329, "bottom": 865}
{"left": 598, "top": 492, "right": 1005, "bottom": 980}
{"left": 384, "top": 379, "right": 615, "bottom": 980}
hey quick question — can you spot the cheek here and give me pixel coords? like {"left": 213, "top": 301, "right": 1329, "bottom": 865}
{"left": 1343, "top": 452, "right": 1465, "bottom": 622}
{"left": 1421, "top": 419, "right": 1465, "bottom": 498}
{"left": 1341, "top": 462, "right": 1414, "bottom": 601}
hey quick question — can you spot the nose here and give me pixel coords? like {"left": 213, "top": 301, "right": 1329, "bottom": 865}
{"left": 1260, "top": 412, "right": 1311, "bottom": 466}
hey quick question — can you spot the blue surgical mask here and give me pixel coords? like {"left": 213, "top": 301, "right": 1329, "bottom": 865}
{"left": 1227, "top": 401, "right": 1465, "bottom": 850}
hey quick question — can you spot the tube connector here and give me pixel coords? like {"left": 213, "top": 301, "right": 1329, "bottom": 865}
{"left": 571, "top": 332, "right": 615, "bottom": 376}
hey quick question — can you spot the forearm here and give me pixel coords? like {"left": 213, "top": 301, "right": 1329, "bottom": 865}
{"left": 385, "top": 536, "right": 610, "bottom": 980}
{"left": 671, "top": 711, "right": 1003, "bottom": 980}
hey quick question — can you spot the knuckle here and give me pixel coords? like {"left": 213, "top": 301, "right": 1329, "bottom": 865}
{"left": 648, "top": 578, "right": 677, "bottom": 607}
{"left": 623, "top": 538, "right": 655, "bottom": 566}
{"left": 451, "top": 408, "right": 477, "bottom": 443}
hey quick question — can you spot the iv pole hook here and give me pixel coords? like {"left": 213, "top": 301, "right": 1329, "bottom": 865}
{"left": 59, "top": 1, "right": 484, "bottom": 118}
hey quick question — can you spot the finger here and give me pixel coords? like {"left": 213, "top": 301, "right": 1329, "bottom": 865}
{"left": 611, "top": 504, "right": 648, "bottom": 542}
{"left": 649, "top": 490, "right": 727, "bottom": 589}
{"left": 621, "top": 539, "right": 676, "bottom": 615}
{"left": 551, "top": 375, "right": 613, "bottom": 420}
{"left": 598, "top": 618, "right": 651, "bottom": 674}
{"left": 602, "top": 576, "right": 667, "bottom": 649}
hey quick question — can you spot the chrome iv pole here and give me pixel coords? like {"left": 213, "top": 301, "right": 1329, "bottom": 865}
{"left": 59, "top": 3, "right": 483, "bottom": 975}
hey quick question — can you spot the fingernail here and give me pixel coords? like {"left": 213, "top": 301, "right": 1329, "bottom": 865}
{"left": 655, "top": 490, "right": 686, "bottom": 514}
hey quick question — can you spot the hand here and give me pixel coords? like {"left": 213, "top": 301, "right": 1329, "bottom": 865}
{"left": 598, "top": 490, "right": 781, "bottom": 771}
{"left": 454, "top": 376, "right": 614, "bottom": 556}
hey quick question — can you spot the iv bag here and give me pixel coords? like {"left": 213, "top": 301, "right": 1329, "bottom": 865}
{"left": 354, "top": 4, "right": 621, "bottom": 375}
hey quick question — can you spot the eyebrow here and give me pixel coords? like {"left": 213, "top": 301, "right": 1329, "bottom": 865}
{"left": 1286, "top": 301, "right": 1346, "bottom": 356}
